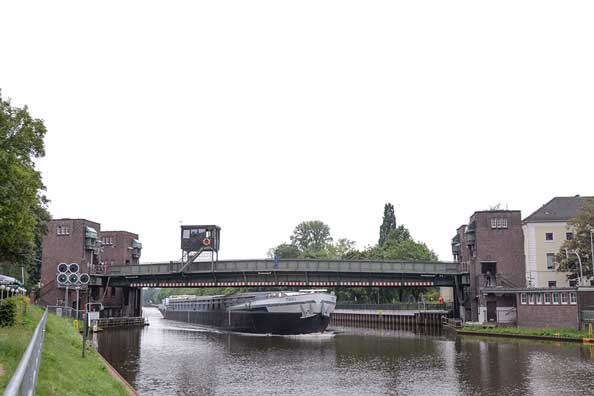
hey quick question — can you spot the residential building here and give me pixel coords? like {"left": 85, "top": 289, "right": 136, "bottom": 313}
{"left": 452, "top": 210, "right": 525, "bottom": 322}
{"left": 523, "top": 195, "right": 593, "bottom": 288}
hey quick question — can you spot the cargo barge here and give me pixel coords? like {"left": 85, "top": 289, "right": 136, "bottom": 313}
{"left": 158, "top": 289, "right": 336, "bottom": 335}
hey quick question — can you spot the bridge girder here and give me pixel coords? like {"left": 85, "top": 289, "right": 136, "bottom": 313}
{"left": 90, "top": 259, "right": 470, "bottom": 288}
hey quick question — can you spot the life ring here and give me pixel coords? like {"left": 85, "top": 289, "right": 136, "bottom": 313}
{"left": 203, "top": 238, "right": 212, "bottom": 246}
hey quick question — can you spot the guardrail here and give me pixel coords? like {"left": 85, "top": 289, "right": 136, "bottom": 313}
{"left": 335, "top": 303, "right": 452, "bottom": 311}
{"left": 45, "top": 305, "right": 84, "bottom": 320}
{"left": 3, "top": 308, "right": 48, "bottom": 396}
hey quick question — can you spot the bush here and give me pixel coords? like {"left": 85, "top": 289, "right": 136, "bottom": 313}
{"left": 0, "top": 298, "right": 17, "bottom": 327}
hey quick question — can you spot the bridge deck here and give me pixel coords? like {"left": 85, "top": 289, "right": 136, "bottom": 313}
{"left": 91, "top": 259, "right": 469, "bottom": 288}
{"left": 103, "top": 259, "right": 463, "bottom": 276}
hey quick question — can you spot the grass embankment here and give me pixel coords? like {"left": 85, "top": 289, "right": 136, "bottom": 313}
{"left": 0, "top": 298, "right": 130, "bottom": 396}
{"left": 462, "top": 325, "right": 590, "bottom": 339}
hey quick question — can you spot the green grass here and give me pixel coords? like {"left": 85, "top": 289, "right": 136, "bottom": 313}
{"left": 0, "top": 297, "right": 41, "bottom": 390}
{"left": 462, "top": 325, "right": 590, "bottom": 339}
{"left": 1, "top": 299, "right": 129, "bottom": 396}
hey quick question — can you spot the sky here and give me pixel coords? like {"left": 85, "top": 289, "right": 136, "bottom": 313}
{"left": 1, "top": 1, "right": 593, "bottom": 263}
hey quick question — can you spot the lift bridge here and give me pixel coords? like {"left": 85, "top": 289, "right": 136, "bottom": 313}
{"left": 90, "top": 224, "right": 469, "bottom": 300}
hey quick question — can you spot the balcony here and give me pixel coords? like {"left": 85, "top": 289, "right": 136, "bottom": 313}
{"left": 477, "top": 273, "right": 522, "bottom": 289}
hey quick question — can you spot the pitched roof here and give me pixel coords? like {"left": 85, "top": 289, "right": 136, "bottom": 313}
{"left": 523, "top": 196, "right": 594, "bottom": 223}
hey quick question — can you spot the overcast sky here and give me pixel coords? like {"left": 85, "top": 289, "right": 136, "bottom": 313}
{"left": 1, "top": 1, "right": 593, "bottom": 263}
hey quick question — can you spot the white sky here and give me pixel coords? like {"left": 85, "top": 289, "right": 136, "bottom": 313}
{"left": 1, "top": 1, "right": 593, "bottom": 262}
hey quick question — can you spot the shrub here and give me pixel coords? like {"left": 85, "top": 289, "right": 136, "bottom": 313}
{"left": 0, "top": 298, "right": 17, "bottom": 327}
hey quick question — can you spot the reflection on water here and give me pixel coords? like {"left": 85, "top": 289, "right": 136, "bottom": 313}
{"left": 97, "top": 307, "right": 594, "bottom": 396}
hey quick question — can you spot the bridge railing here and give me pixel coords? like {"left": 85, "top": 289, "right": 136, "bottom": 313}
{"left": 3, "top": 308, "right": 48, "bottom": 396}
{"left": 102, "top": 259, "right": 464, "bottom": 276}
{"left": 335, "top": 303, "right": 453, "bottom": 311}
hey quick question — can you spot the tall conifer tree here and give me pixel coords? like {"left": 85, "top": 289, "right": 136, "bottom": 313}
{"left": 378, "top": 203, "right": 396, "bottom": 246}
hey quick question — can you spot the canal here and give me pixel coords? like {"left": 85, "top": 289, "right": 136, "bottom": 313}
{"left": 96, "top": 307, "right": 594, "bottom": 396}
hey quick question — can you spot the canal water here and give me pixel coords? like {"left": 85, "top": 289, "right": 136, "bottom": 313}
{"left": 96, "top": 307, "right": 594, "bottom": 396}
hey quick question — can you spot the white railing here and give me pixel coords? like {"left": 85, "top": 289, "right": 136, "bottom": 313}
{"left": 3, "top": 308, "right": 48, "bottom": 396}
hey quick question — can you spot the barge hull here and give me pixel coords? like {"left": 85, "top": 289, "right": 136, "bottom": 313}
{"left": 161, "top": 309, "right": 331, "bottom": 335}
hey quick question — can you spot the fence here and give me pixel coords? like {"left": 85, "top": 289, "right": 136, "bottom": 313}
{"left": 45, "top": 305, "right": 84, "bottom": 320}
{"left": 3, "top": 308, "right": 48, "bottom": 396}
{"left": 335, "top": 303, "right": 452, "bottom": 311}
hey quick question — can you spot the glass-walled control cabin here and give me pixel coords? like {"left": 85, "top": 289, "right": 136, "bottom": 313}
{"left": 180, "top": 225, "right": 221, "bottom": 253}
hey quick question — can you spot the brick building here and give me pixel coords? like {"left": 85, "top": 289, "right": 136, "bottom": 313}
{"left": 39, "top": 219, "right": 100, "bottom": 307}
{"left": 97, "top": 231, "right": 142, "bottom": 317}
{"left": 452, "top": 210, "right": 525, "bottom": 322}
{"left": 483, "top": 286, "right": 594, "bottom": 330}
{"left": 39, "top": 218, "right": 142, "bottom": 317}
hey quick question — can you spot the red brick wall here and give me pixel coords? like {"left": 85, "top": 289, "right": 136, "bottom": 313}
{"left": 99, "top": 231, "right": 140, "bottom": 268}
{"left": 473, "top": 211, "right": 525, "bottom": 288}
{"left": 516, "top": 293, "right": 579, "bottom": 329}
{"left": 40, "top": 219, "right": 100, "bottom": 306}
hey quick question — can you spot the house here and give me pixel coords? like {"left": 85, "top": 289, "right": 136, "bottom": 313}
{"left": 523, "top": 195, "right": 593, "bottom": 288}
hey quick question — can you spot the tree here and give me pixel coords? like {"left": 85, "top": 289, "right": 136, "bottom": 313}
{"left": 268, "top": 243, "right": 302, "bottom": 259}
{"left": 289, "top": 220, "right": 332, "bottom": 251}
{"left": 555, "top": 198, "right": 594, "bottom": 282}
{"left": 378, "top": 203, "right": 396, "bottom": 245}
{"left": 0, "top": 91, "right": 50, "bottom": 286}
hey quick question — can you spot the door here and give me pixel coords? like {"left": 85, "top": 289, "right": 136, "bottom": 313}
{"left": 487, "top": 301, "right": 497, "bottom": 322}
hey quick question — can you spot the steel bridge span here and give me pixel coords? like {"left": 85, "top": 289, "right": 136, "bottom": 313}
{"left": 91, "top": 259, "right": 470, "bottom": 289}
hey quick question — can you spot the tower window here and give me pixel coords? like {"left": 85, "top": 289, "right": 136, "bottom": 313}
{"left": 57, "top": 225, "right": 70, "bottom": 235}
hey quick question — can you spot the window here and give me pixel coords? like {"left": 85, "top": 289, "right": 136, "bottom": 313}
{"left": 548, "top": 281, "right": 557, "bottom": 288}
{"left": 490, "top": 218, "right": 508, "bottom": 229}
{"left": 545, "top": 232, "right": 554, "bottom": 241}
{"left": 566, "top": 232, "right": 573, "bottom": 240}
{"left": 546, "top": 253, "right": 555, "bottom": 271}
{"left": 561, "top": 293, "right": 568, "bottom": 304}
{"left": 569, "top": 279, "right": 578, "bottom": 287}
{"left": 536, "top": 293, "right": 542, "bottom": 304}
{"left": 182, "top": 229, "right": 190, "bottom": 239}
{"left": 57, "top": 225, "right": 70, "bottom": 235}
{"left": 520, "top": 293, "right": 527, "bottom": 304}
{"left": 544, "top": 293, "right": 551, "bottom": 304}
{"left": 570, "top": 292, "right": 577, "bottom": 304}
{"left": 529, "top": 293, "right": 535, "bottom": 304}
{"left": 553, "top": 293, "right": 559, "bottom": 304}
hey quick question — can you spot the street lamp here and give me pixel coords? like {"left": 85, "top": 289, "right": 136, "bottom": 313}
{"left": 565, "top": 248, "right": 584, "bottom": 286}
{"left": 590, "top": 228, "right": 594, "bottom": 281}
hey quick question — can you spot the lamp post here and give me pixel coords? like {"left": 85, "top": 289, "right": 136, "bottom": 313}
{"left": 590, "top": 229, "right": 594, "bottom": 281}
{"left": 565, "top": 248, "right": 584, "bottom": 286}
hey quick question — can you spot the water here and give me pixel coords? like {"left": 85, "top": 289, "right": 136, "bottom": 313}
{"left": 96, "top": 307, "right": 594, "bottom": 396}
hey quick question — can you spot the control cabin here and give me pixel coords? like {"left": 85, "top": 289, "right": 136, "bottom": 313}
{"left": 180, "top": 225, "right": 221, "bottom": 253}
